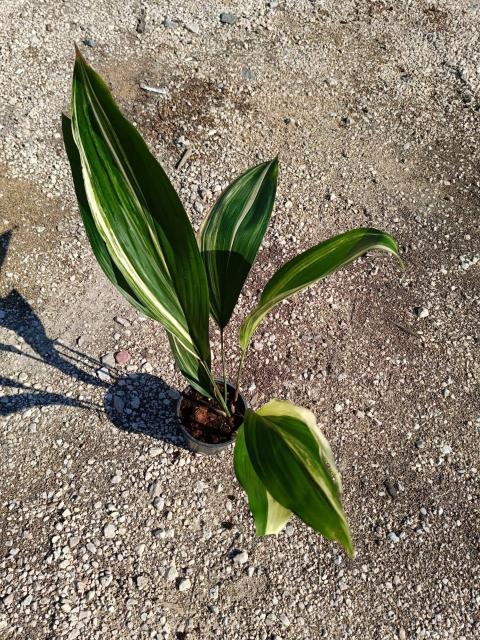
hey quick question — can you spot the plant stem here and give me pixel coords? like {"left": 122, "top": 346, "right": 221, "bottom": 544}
{"left": 200, "top": 360, "right": 232, "bottom": 417}
{"left": 233, "top": 347, "right": 247, "bottom": 404}
{"left": 212, "top": 378, "right": 232, "bottom": 417}
{"left": 220, "top": 328, "right": 227, "bottom": 403}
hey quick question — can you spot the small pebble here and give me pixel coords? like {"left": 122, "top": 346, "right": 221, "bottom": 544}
{"left": 384, "top": 479, "right": 398, "bottom": 499}
{"left": 165, "top": 566, "right": 178, "bottom": 582}
{"left": 115, "top": 350, "right": 130, "bottom": 364}
{"left": 101, "top": 352, "right": 116, "bottom": 368}
{"left": 185, "top": 22, "right": 199, "bottom": 34}
{"left": 233, "top": 550, "right": 248, "bottom": 565}
{"left": 279, "top": 613, "right": 290, "bottom": 626}
{"left": 136, "top": 575, "right": 147, "bottom": 589}
{"left": 415, "top": 306, "right": 429, "bottom": 319}
{"left": 103, "top": 524, "right": 116, "bottom": 539}
{"left": 163, "top": 16, "right": 177, "bottom": 28}
{"left": 153, "top": 496, "right": 165, "bottom": 511}
{"left": 220, "top": 12, "right": 238, "bottom": 24}
{"left": 149, "top": 480, "right": 162, "bottom": 498}
{"left": 96, "top": 367, "right": 111, "bottom": 382}
{"left": 177, "top": 578, "right": 191, "bottom": 592}
{"left": 114, "top": 316, "right": 130, "bottom": 327}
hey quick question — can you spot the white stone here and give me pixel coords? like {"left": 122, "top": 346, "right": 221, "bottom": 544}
{"left": 177, "top": 578, "right": 191, "bottom": 592}
{"left": 103, "top": 524, "right": 116, "bottom": 539}
{"left": 233, "top": 550, "right": 248, "bottom": 564}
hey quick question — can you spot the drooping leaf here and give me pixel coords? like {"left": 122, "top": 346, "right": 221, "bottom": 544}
{"left": 240, "top": 228, "right": 400, "bottom": 349}
{"left": 243, "top": 400, "right": 353, "bottom": 557}
{"left": 66, "top": 49, "right": 213, "bottom": 395}
{"left": 234, "top": 424, "right": 291, "bottom": 535}
{"left": 199, "top": 159, "right": 278, "bottom": 329}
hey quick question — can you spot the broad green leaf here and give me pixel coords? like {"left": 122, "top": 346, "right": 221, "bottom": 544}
{"left": 67, "top": 49, "right": 213, "bottom": 395}
{"left": 199, "top": 159, "right": 278, "bottom": 329}
{"left": 240, "top": 228, "right": 400, "bottom": 349}
{"left": 62, "top": 115, "right": 153, "bottom": 319}
{"left": 234, "top": 425, "right": 291, "bottom": 535}
{"left": 63, "top": 113, "right": 212, "bottom": 396}
{"left": 243, "top": 400, "right": 354, "bottom": 557}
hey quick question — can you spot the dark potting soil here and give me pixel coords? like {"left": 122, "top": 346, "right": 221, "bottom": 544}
{"left": 179, "top": 388, "right": 244, "bottom": 444}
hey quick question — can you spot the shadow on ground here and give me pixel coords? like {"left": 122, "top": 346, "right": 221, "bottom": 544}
{"left": 0, "top": 228, "right": 186, "bottom": 448}
{"left": 105, "top": 373, "right": 187, "bottom": 449}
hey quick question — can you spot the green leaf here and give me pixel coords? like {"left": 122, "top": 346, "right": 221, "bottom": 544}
{"left": 66, "top": 49, "right": 213, "bottom": 395}
{"left": 240, "top": 228, "right": 400, "bottom": 349}
{"left": 62, "top": 114, "right": 154, "bottom": 320}
{"left": 167, "top": 333, "right": 213, "bottom": 398}
{"left": 234, "top": 425, "right": 291, "bottom": 535}
{"left": 243, "top": 400, "right": 354, "bottom": 556}
{"left": 199, "top": 159, "right": 278, "bottom": 329}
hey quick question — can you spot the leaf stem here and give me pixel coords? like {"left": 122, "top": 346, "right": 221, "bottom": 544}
{"left": 233, "top": 347, "right": 247, "bottom": 404}
{"left": 220, "top": 328, "right": 227, "bottom": 403}
{"left": 200, "top": 361, "right": 232, "bottom": 417}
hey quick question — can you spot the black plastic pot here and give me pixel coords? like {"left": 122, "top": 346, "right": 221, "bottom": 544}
{"left": 176, "top": 380, "right": 247, "bottom": 455}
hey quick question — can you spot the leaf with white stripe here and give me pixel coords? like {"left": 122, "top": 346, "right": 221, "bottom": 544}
{"left": 243, "top": 400, "right": 353, "bottom": 556}
{"left": 240, "top": 228, "right": 400, "bottom": 349}
{"left": 199, "top": 159, "right": 278, "bottom": 329}
{"left": 62, "top": 114, "right": 154, "bottom": 319}
{"left": 234, "top": 424, "right": 291, "bottom": 535}
{"left": 66, "top": 49, "right": 213, "bottom": 395}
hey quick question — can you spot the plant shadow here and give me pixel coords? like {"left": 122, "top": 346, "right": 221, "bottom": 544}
{"left": 104, "top": 373, "right": 188, "bottom": 449}
{"left": 0, "top": 228, "right": 187, "bottom": 449}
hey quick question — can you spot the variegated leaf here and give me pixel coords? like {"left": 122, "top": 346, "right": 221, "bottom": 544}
{"left": 243, "top": 400, "right": 354, "bottom": 557}
{"left": 199, "top": 159, "right": 278, "bottom": 329}
{"left": 65, "top": 49, "right": 213, "bottom": 395}
{"left": 234, "top": 424, "right": 291, "bottom": 535}
{"left": 240, "top": 228, "right": 400, "bottom": 349}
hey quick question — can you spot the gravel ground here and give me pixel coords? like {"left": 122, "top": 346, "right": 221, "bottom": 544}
{"left": 0, "top": 1, "right": 479, "bottom": 639}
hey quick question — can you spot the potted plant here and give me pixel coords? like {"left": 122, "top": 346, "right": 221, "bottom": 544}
{"left": 62, "top": 48, "right": 401, "bottom": 557}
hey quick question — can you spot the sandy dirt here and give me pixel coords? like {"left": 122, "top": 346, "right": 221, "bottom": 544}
{"left": 0, "top": 2, "right": 479, "bottom": 639}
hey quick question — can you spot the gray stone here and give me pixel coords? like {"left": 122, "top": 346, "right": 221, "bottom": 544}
{"left": 279, "top": 613, "right": 290, "bottom": 626}
{"left": 153, "top": 496, "right": 165, "bottom": 511}
{"left": 114, "top": 316, "right": 130, "bottom": 327}
{"left": 384, "top": 479, "right": 398, "bottom": 499}
{"left": 241, "top": 67, "right": 255, "bottom": 81}
{"left": 415, "top": 306, "right": 429, "bottom": 319}
{"left": 149, "top": 480, "right": 162, "bottom": 498}
{"left": 185, "top": 22, "right": 199, "bottom": 34}
{"left": 136, "top": 575, "right": 147, "bottom": 589}
{"left": 96, "top": 367, "right": 111, "bottom": 382}
{"left": 163, "top": 17, "right": 177, "bottom": 28}
{"left": 101, "top": 352, "right": 116, "bottom": 367}
{"left": 220, "top": 13, "right": 237, "bottom": 24}
{"left": 165, "top": 566, "right": 178, "bottom": 582}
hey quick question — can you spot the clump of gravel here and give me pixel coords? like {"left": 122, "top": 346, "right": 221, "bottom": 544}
{"left": 1, "top": 1, "right": 479, "bottom": 639}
